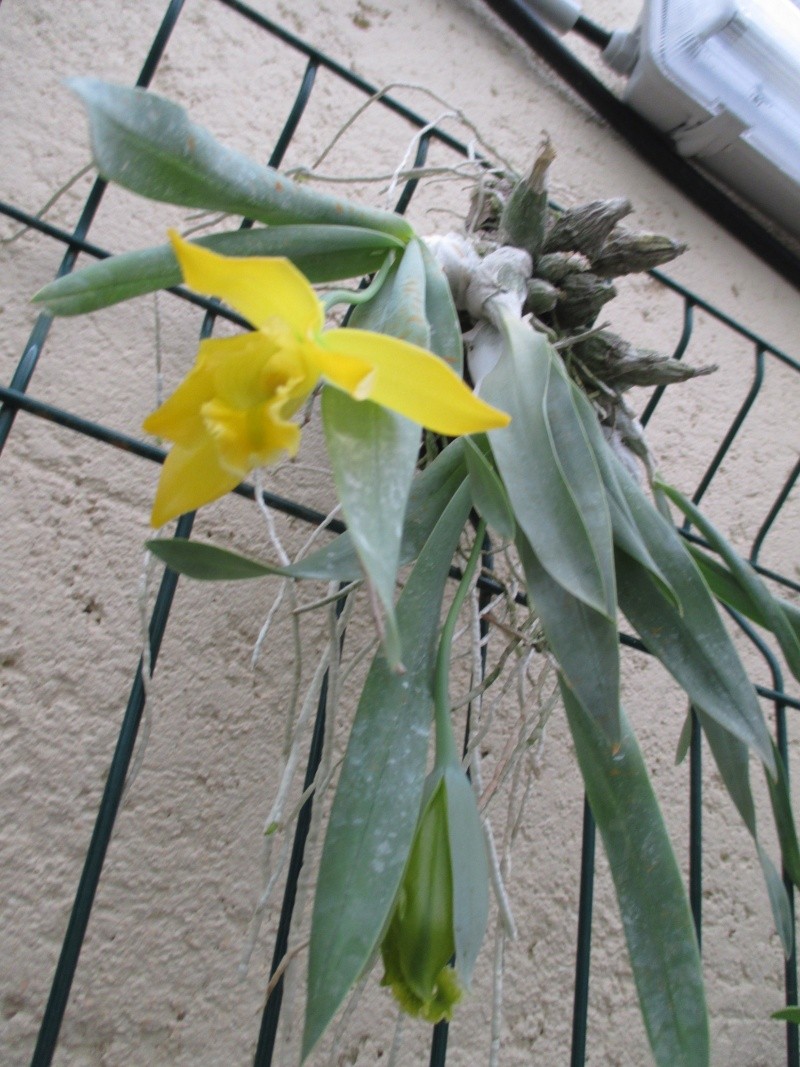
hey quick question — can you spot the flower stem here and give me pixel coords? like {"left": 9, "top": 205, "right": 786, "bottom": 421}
{"left": 322, "top": 251, "right": 396, "bottom": 313}
{"left": 434, "top": 518, "right": 486, "bottom": 769}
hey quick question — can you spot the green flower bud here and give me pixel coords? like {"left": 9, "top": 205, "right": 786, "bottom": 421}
{"left": 555, "top": 272, "right": 616, "bottom": 327}
{"left": 571, "top": 329, "right": 716, "bottom": 389}
{"left": 544, "top": 196, "right": 632, "bottom": 259}
{"left": 525, "top": 276, "right": 559, "bottom": 315}
{"left": 592, "top": 229, "right": 687, "bottom": 277}
{"left": 536, "top": 250, "right": 590, "bottom": 283}
{"left": 380, "top": 765, "right": 489, "bottom": 1024}
{"left": 499, "top": 141, "right": 556, "bottom": 260}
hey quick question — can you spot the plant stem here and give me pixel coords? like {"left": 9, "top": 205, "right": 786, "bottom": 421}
{"left": 434, "top": 518, "right": 486, "bottom": 769}
{"left": 322, "top": 251, "right": 396, "bottom": 313}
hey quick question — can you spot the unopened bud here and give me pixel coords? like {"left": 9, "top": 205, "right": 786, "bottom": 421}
{"left": 555, "top": 272, "right": 616, "bottom": 327}
{"left": 380, "top": 764, "right": 488, "bottom": 1024}
{"left": 536, "top": 250, "right": 590, "bottom": 283}
{"left": 592, "top": 229, "right": 687, "bottom": 277}
{"left": 525, "top": 276, "right": 559, "bottom": 315}
{"left": 544, "top": 197, "right": 632, "bottom": 259}
{"left": 572, "top": 330, "right": 716, "bottom": 389}
{"left": 499, "top": 140, "right": 555, "bottom": 259}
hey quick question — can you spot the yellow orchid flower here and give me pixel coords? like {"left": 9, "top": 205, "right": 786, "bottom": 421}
{"left": 143, "top": 231, "right": 510, "bottom": 526}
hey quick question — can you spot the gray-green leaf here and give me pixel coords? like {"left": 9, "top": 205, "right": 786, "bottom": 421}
{"left": 147, "top": 439, "right": 469, "bottom": 586}
{"left": 420, "top": 238, "right": 463, "bottom": 372}
{"left": 70, "top": 78, "right": 412, "bottom": 241}
{"left": 659, "top": 481, "right": 800, "bottom": 685}
{"left": 324, "top": 239, "right": 433, "bottom": 669}
{"left": 687, "top": 546, "right": 800, "bottom": 646}
{"left": 518, "top": 531, "right": 620, "bottom": 740}
{"left": 322, "top": 390, "right": 419, "bottom": 669}
{"left": 303, "top": 481, "right": 472, "bottom": 1059}
{"left": 562, "top": 682, "right": 709, "bottom": 1067}
{"left": 463, "top": 436, "right": 515, "bottom": 541}
{"left": 483, "top": 314, "right": 614, "bottom": 619}
{"left": 33, "top": 225, "right": 402, "bottom": 316}
{"left": 613, "top": 464, "right": 776, "bottom": 777}
{"left": 569, "top": 386, "right": 677, "bottom": 608}
{"left": 443, "top": 763, "right": 490, "bottom": 987}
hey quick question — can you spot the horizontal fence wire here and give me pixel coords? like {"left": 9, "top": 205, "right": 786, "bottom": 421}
{"left": 1, "top": 1, "right": 798, "bottom": 1065}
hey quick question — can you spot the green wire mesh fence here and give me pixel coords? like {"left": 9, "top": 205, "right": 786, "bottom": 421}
{"left": 2, "top": 2, "right": 799, "bottom": 1064}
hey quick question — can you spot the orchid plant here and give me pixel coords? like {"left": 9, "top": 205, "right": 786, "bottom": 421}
{"left": 35, "top": 78, "right": 800, "bottom": 1065}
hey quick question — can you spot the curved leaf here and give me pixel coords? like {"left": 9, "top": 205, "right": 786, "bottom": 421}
{"left": 518, "top": 531, "right": 620, "bottom": 740}
{"left": 146, "top": 538, "right": 287, "bottom": 581}
{"left": 347, "top": 237, "right": 429, "bottom": 344}
{"left": 483, "top": 314, "right": 614, "bottom": 618}
{"left": 766, "top": 741, "right": 800, "bottom": 888}
{"left": 612, "top": 463, "right": 776, "bottom": 776}
{"left": 70, "top": 78, "right": 413, "bottom": 241}
{"left": 322, "top": 390, "right": 419, "bottom": 669}
{"left": 303, "top": 481, "right": 472, "bottom": 1059}
{"left": 562, "top": 682, "right": 709, "bottom": 1067}
{"left": 686, "top": 545, "right": 800, "bottom": 644}
{"left": 33, "top": 225, "right": 402, "bottom": 316}
{"left": 695, "top": 716, "right": 793, "bottom": 950}
{"left": 463, "top": 436, "right": 515, "bottom": 541}
{"left": 420, "top": 238, "right": 463, "bottom": 372}
{"left": 660, "top": 482, "right": 800, "bottom": 685}
{"left": 324, "top": 240, "right": 432, "bottom": 669}
{"left": 569, "top": 386, "right": 677, "bottom": 608}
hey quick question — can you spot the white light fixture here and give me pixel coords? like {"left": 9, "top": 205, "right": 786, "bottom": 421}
{"left": 526, "top": 0, "right": 800, "bottom": 237}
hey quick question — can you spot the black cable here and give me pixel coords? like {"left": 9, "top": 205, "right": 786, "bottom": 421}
{"left": 574, "top": 13, "right": 612, "bottom": 48}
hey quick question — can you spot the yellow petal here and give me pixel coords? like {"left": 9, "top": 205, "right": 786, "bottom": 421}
{"left": 323, "top": 329, "right": 511, "bottom": 435}
{"left": 201, "top": 331, "right": 313, "bottom": 409}
{"left": 149, "top": 437, "right": 242, "bottom": 527}
{"left": 143, "top": 358, "right": 215, "bottom": 446}
{"left": 168, "top": 230, "right": 323, "bottom": 335}
{"left": 302, "top": 339, "right": 375, "bottom": 398}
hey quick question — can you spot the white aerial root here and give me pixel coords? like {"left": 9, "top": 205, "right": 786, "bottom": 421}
{"left": 323, "top": 971, "right": 372, "bottom": 1066}
{"left": 489, "top": 922, "right": 506, "bottom": 1067}
{"left": 307, "top": 81, "right": 515, "bottom": 177}
{"left": 386, "top": 1006, "right": 406, "bottom": 1067}
{"left": 457, "top": 555, "right": 558, "bottom": 1058}
{"left": 240, "top": 584, "right": 359, "bottom": 981}
{"left": 119, "top": 544, "right": 161, "bottom": 806}
{"left": 118, "top": 288, "right": 172, "bottom": 802}
{"left": 273, "top": 592, "right": 353, "bottom": 1058}
{"left": 1, "top": 162, "right": 93, "bottom": 244}
{"left": 239, "top": 640, "right": 333, "bottom": 974}
{"left": 383, "top": 110, "right": 457, "bottom": 208}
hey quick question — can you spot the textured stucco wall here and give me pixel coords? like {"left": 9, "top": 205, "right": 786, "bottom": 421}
{"left": 1, "top": 2, "right": 798, "bottom": 1065}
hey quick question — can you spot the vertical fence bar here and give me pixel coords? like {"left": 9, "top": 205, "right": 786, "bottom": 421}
{"left": 29, "top": 512, "right": 194, "bottom": 1067}
{"left": 570, "top": 797, "right": 596, "bottom": 1067}
{"left": 252, "top": 642, "right": 336, "bottom": 1065}
{"left": 685, "top": 346, "right": 766, "bottom": 515}
{"left": 689, "top": 711, "right": 703, "bottom": 946}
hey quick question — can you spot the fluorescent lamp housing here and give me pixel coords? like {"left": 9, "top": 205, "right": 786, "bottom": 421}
{"left": 615, "top": 0, "right": 800, "bottom": 237}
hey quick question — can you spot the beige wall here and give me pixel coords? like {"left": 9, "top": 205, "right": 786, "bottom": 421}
{"left": 1, "top": 1, "right": 797, "bottom": 1064}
